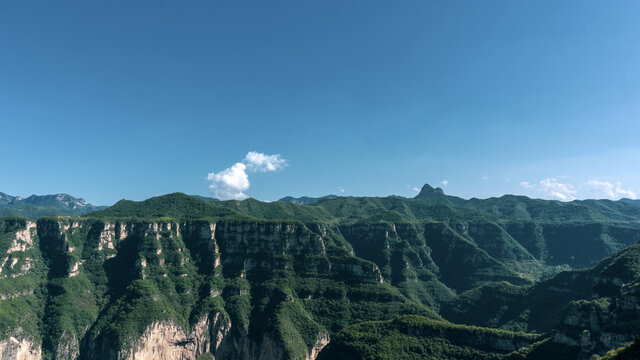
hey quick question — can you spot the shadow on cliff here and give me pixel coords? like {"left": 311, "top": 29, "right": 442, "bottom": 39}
{"left": 77, "top": 233, "right": 140, "bottom": 360}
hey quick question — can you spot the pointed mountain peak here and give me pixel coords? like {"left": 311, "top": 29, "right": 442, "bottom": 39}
{"left": 417, "top": 183, "right": 444, "bottom": 195}
{"left": 414, "top": 183, "right": 449, "bottom": 203}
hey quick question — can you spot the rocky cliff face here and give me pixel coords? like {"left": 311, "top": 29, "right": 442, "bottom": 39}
{"left": 0, "top": 219, "right": 44, "bottom": 360}
{"left": 339, "top": 223, "right": 454, "bottom": 309}
{"left": 545, "top": 245, "right": 640, "bottom": 359}
{"left": 0, "top": 220, "right": 37, "bottom": 279}
{"left": 121, "top": 312, "right": 231, "bottom": 360}
{"left": 552, "top": 284, "right": 640, "bottom": 359}
{"left": 0, "top": 336, "right": 41, "bottom": 360}
{"left": 1, "top": 218, "right": 396, "bottom": 360}
{"left": 4, "top": 213, "right": 637, "bottom": 360}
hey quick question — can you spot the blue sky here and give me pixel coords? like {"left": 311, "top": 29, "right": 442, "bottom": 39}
{"left": 1, "top": 1, "right": 639, "bottom": 205}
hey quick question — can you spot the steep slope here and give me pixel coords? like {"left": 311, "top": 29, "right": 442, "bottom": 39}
{"left": 332, "top": 220, "right": 538, "bottom": 310}
{"left": 423, "top": 222, "right": 532, "bottom": 291}
{"left": 211, "top": 186, "right": 640, "bottom": 276}
{"left": 2, "top": 188, "right": 640, "bottom": 360}
{"left": 338, "top": 222, "right": 456, "bottom": 310}
{"left": 322, "top": 242, "right": 640, "bottom": 360}
{"left": 317, "top": 315, "right": 541, "bottom": 360}
{"left": 0, "top": 216, "right": 439, "bottom": 360}
{"left": 0, "top": 218, "right": 45, "bottom": 358}
{"left": 441, "top": 243, "right": 640, "bottom": 358}
{"left": 87, "top": 191, "right": 640, "bottom": 307}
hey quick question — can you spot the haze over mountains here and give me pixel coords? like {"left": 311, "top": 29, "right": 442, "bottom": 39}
{"left": 1, "top": 184, "right": 640, "bottom": 359}
{"left": 0, "top": 192, "right": 105, "bottom": 218}
{"left": 277, "top": 195, "right": 339, "bottom": 205}
{"left": 3, "top": 185, "right": 638, "bottom": 220}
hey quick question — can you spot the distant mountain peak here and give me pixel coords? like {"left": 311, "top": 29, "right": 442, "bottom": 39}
{"left": 419, "top": 183, "right": 445, "bottom": 194}
{"left": 0, "top": 191, "right": 104, "bottom": 218}
{"left": 22, "top": 193, "right": 88, "bottom": 208}
{"left": 414, "top": 183, "right": 449, "bottom": 203}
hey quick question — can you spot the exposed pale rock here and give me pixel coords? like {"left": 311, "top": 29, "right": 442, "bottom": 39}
{"left": 307, "top": 332, "right": 330, "bottom": 360}
{"left": 124, "top": 321, "right": 191, "bottom": 360}
{"left": 0, "top": 336, "right": 42, "bottom": 360}
{"left": 0, "top": 257, "right": 8, "bottom": 274}
{"left": 69, "top": 261, "right": 81, "bottom": 277}
{"left": 7, "top": 222, "right": 36, "bottom": 253}
{"left": 116, "top": 222, "right": 129, "bottom": 240}
{"left": 98, "top": 223, "right": 115, "bottom": 251}
{"left": 122, "top": 313, "right": 231, "bottom": 360}
{"left": 5, "top": 258, "right": 34, "bottom": 278}
{"left": 0, "top": 289, "right": 34, "bottom": 301}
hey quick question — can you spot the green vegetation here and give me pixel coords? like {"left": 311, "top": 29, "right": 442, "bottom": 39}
{"left": 442, "top": 243, "right": 640, "bottom": 334}
{"left": 86, "top": 193, "right": 243, "bottom": 220}
{"left": 319, "top": 315, "right": 541, "bottom": 360}
{"left": 1, "top": 185, "right": 640, "bottom": 359}
{"left": 596, "top": 338, "right": 640, "bottom": 359}
{"left": 0, "top": 218, "right": 46, "bottom": 342}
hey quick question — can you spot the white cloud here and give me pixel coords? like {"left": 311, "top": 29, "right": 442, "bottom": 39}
{"left": 519, "top": 181, "right": 534, "bottom": 189}
{"left": 519, "top": 177, "right": 637, "bottom": 201}
{"left": 587, "top": 179, "right": 615, "bottom": 198}
{"left": 207, "top": 152, "right": 287, "bottom": 200}
{"left": 482, "top": 173, "right": 489, "bottom": 181}
{"left": 441, "top": 179, "right": 449, "bottom": 186}
{"left": 587, "top": 179, "right": 637, "bottom": 200}
{"left": 519, "top": 178, "right": 577, "bottom": 201}
{"left": 406, "top": 184, "right": 421, "bottom": 193}
{"left": 244, "top": 151, "right": 287, "bottom": 172}
{"left": 539, "top": 178, "right": 577, "bottom": 201}
{"left": 207, "top": 163, "right": 250, "bottom": 200}
{"left": 339, "top": 186, "right": 345, "bottom": 193}
{"left": 617, "top": 188, "right": 637, "bottom": 199}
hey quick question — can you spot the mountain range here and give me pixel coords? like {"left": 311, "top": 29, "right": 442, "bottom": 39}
{"left": 0, "top": 184, "right": 639, "bottom": 359}
{"left": 0, "top": 192, "right": 105, "bottom": 218}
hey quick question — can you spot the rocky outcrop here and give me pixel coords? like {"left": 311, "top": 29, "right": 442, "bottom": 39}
{"left": 124, "top": 321, "right": 199, "bottom": 360}
{"left": 552, "top": 294, "right": 640, "bottom": 359}
{"left": 86, "top": 312, "right": 232, "bottom": 360}
{"left": 97, "top": 223, "right": 115, "bottom": 251}
{"left": 307, "top": 332, "right": 330, "bottom": 360}
{"left": 329, "top": 258, "right": 383, "bottom": 284}
{"left": 0, "top": 336, "right": 42, "bottom": 360}
{"left": 1, "top": 221, "right": 37, "bottom": 279}
{"left": 181, "top": 221, "right": 219, "bottom": 275}
{"left": 7, "top": 221, "right": 36, "bottom": 254}
{"left": 56, "top": 331, "right": 79, "bottom": 360}
{"left": 212, "top": 331, "right": 328, "bottom": 360}
{"left": 215, "top": 222, "right": 327, "bottom": 276}
{"left": 0, "top": 218, "right": 394, "bottom": 360}
{"left": 338, "top": 222, "right": 456, "bottom": 308}
{"left": 0, "top": 220, "right": 43, "bottom": 360}
{"left": 0, "top": 217, "right": 536, "bottom": 360}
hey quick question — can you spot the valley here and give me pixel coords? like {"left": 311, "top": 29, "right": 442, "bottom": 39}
{"left": 1, "top": 186, "right": 640, "bottom": 359}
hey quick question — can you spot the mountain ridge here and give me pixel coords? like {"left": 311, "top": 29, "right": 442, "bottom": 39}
{"left": 0, "top": 191, "right": 106, "bottom": 218}
{"left": 278, "top": 195, "right": 339, "bottom": 205}
{"left": 1, "top": 184, "right": 640, "bottom": 359}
